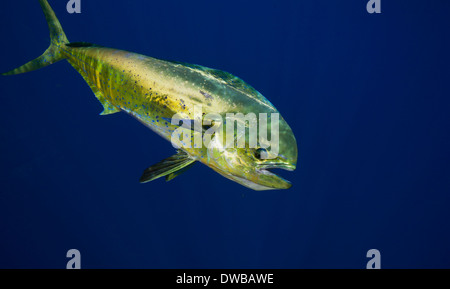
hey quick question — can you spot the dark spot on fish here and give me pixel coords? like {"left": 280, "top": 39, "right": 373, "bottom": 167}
{"left": 199, "top": 90, "right": 213, "bottom": 100}
{"left": 66, "top": 42, "right": 94, "bottom": 47}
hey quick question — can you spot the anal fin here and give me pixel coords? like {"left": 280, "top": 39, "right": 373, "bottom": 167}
{"left": 88, "top": 80, "right": 121, "bottom": 116}
{"left": 70, "top": 60, "right": 121, "bottom": 115}
{"left": 99, "top": 98, "right": 121, "bottom": 115}
{"left": 140, "top": 150, "right": 196, "bottom": 183}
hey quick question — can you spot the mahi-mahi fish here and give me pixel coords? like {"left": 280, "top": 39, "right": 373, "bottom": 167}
{"left": 2, "top": 0, "right": 298, "bottom": 190}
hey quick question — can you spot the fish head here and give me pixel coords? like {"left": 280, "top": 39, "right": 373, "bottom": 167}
{"left": 204, "top": 114, "right": 298, "bottom": 191}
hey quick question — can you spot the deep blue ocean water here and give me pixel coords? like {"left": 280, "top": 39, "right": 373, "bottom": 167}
{"left": 0, "top": 0, "right": 449, "bottom": 269}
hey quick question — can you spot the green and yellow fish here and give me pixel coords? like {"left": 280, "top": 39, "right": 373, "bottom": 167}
{"left": 2, "top": 0, "right": 298, "bottom": 190}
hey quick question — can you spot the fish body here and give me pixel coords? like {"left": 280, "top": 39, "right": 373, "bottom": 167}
{"left": 3, "top": 0, "right": 298, "bottom": 190}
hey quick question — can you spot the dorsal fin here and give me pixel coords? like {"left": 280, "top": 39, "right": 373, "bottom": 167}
{"left": 166, "top": 60, "right": 274, "bottom": 107}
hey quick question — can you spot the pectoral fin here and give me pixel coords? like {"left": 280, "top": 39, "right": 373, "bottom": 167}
{"left": 165, "top": 162, "right": 196, "bottom": 181}
{"left": 140, "top": 150, "right": 195, "bottom": 183}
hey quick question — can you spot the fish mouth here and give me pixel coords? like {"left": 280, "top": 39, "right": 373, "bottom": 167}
{"left": 210, "top": 162, "right": 296, "bottom": 191}
{"left": 258, "top": 163, "right": 296, "bottom": 172}
{"left": 249, "top": 162, "right": 296, "bottom": 190}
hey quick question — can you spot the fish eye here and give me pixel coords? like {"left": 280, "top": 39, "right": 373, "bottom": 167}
{"left": 254, "top": 148, "right": 267, "bottom": 160}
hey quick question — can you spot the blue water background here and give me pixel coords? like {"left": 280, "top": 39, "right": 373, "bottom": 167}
{"left": 0, "top": 0, "right": 449, "bottom": 268}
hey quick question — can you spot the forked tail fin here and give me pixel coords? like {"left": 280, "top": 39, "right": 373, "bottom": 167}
{"left": 2, "top": 0, "right": 69, "bottom": 76}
